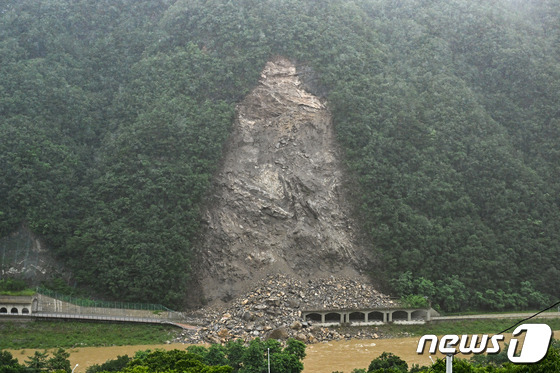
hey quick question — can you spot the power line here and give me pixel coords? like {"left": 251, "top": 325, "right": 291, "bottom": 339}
{"left": 421, "top": 300, "right": 560, "bottom": 372}
{"left": 496, "top": 300, "right": 560, "bottom": 335}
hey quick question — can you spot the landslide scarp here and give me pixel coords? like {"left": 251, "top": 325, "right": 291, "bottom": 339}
{"left": 192, "top": 57, "right": 374, "bottom": 306}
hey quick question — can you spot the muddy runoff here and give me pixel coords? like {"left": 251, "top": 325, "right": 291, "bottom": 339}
{"left": 7, "top": 339, "right": 431, "bottom": 373}
{"left": 9, "top": 331, "right": 552, "bottom": 373}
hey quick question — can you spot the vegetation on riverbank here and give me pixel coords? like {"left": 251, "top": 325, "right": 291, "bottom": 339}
{"left": 2, "top": 338, "right": 559, "bottom": 373}
{"left": 2, "top": 339, "right": 307, "bottom": 373}
{"left": 1, "top": 316, "right": 558, "bottom": 351}
{"left": 372, "top": 317, "right": 560, "bottom": 338}
{"left": 339, "top": 340, "right": 560, "bottom": 372}
{"left": 0, "top": 348, "right": 72, "bottom": 373}
{"left": 0, "top": 321, "right": 180, "bottom": 350}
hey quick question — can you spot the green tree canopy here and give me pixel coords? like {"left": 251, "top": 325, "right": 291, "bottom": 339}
{"left": 1, "top": 0, "right": 559, "bottom": 309}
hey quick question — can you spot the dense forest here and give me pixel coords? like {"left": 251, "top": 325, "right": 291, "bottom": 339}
{"left": 1, "top": 0, "right": 559, "bottom": 310}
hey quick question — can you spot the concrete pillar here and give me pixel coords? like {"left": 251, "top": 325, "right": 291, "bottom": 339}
{"left": 388, "top": 311, "right": 393, "bottom": 323}
{"left": 407, "top": 311, "right": 412, "bottom": 322}
{"left": 321, "top": 313, "right": 325, "bottom": 324}
{"left": 364, "top": 312, "right": 369, "bottom": 323}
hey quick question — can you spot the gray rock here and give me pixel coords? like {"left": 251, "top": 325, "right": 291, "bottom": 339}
{"left": 241, "top": 311, "right": 253, "bottom": 321}
{"left": 295, "top": 333, "right": 307, "bottom": 342}
{"left": 290, "top": 321, "right": 302, "bottom": 330}
{"left": 287, "top": 299, "right": 300, "bottom": 308}
{"left": 267, "top": 327, "right": 290, "bottom": 340}
{"left": 177, "top": 273, "right": 395, "bottom": 345}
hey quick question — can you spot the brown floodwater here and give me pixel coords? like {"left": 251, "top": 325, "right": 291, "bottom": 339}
{"left": 304, "top": 333, "right": 527, "bottom": 373}
{"left": 8, "top": 331, "right": 558, "bottom": 373}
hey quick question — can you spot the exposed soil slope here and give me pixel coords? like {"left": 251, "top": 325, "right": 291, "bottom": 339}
{"left": 193, "top": 58, "right": 374, "bottom": 305}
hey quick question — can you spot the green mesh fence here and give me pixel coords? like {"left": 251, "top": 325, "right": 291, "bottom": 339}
{"left": 37, "top": 287, "right": 173, "bottom": 311}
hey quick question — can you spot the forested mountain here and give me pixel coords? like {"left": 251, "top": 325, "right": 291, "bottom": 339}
{"left": 1, "top": 0, "right": 558, "bottom": 310}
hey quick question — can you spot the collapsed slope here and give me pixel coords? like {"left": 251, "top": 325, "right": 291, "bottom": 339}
{"left": 193, "top": 58, "right": 373, "bottom": 305}
{"left": 180, "top": 274, "right": 394, "bottom": 344}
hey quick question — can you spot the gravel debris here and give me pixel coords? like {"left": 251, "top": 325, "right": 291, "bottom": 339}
{"left": 175, "top": 274, "right": 396, "bottom": 344}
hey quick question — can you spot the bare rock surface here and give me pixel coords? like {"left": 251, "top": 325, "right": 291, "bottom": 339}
{"left": 177, "top": 274, "right": 395, "bottom": 344}
{"left": 192, "top": 57, "right": 374, "bottom": 306}
{"left": 0, "top": 225, "right": 68, "bottom": 283}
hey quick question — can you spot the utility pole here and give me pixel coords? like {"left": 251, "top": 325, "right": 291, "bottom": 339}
{"left": 267, "top": 348, "right": 271, "bottom": 373}
{"left": 446, "top": 353, "right": 453, "bottom": 373}
{"left": 444, "top": 339, "right": 454, "bottom": 373}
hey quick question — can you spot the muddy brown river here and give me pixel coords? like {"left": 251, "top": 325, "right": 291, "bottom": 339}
{"left": 9, "top": 331, "right": 557, "bottom": 373}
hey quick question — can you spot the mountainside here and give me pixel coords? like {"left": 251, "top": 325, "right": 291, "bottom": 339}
{"left": 194, "top": 58, "right": 371, "bottom": 304}
{"left": 0, "top": 0, "right": 559, "bottom": 310}
{"left": 0, "top": 225, "right": 64, "bottom": 282}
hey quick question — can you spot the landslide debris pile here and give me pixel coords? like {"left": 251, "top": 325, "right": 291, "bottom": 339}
{"left": 177, "top": 274, "right": 395, "bottom": 344}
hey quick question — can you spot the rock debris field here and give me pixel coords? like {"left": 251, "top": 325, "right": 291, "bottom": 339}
{"left": 175, "top": 274, "right": 397, "bottom": 344}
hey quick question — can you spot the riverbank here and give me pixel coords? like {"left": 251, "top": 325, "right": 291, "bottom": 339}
{"left": 8, "top": 330, "right": 559, "bottom": 373}
{"left": 0, "top": 320, "right": 179, "bottom": 349}
{"left": 7, "top": 339, "right": 428, "bottom": 373}
{"left": 2, "top": 316, "right": 559, "bottom": 350}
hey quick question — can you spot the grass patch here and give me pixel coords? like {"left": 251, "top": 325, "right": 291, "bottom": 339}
{"left": 0, "top": 289, "right": 36, "bottom": 296}
{"left": 0, "top": 320, "right": 181, "bottom": 349}
{"left": 375, "top": 318, "right": 560, "bottom": 337}
{"left": 444, "top": 309, "right": 559, "bottom": 316}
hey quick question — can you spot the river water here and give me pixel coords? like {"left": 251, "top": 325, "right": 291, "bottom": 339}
{"left": 8, "top": 331, "right": 556, "bottom": 373}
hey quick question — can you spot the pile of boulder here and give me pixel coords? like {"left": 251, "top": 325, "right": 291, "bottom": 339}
{"left": 175, "top": 274, "right": 396, "bottom": 344}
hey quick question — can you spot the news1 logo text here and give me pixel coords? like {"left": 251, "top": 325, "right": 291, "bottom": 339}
{"left": 417, "top": 324, "right": 553, "bottom": 364}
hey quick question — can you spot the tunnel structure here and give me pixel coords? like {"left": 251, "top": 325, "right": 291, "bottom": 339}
{"left": 302, "top": 307, "right": 432, "bottom": 326}
{"left": 0, "top": 295, "right": 37, "bottom": 315}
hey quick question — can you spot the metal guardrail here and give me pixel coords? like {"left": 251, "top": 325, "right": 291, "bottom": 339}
{"left": 432, "top": 312, "right": 560, "bottom": 321}
{"left": 36, "top": 287, "right": 173, "bottom": 312}
{"left": 31, "top": 312, "right": 166, "bottom": 324}
{"left": 0, "top": 312, "right": 198, "bottom": 331}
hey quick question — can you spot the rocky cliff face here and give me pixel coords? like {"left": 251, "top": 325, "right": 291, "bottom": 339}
{"left": 0, "top": 225, "right": 66, "bottom": 283}
{"left": 193, "top": 58, "right": 373, "bottom": 305}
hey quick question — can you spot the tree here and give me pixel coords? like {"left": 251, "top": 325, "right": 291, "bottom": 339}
{"left": 367, "top": 352, "right": 408, "bottom": 373}
{"left": 85, "top": 355, "right": 131, "bottom": 373}
{"left": 126, "top": 349, "right": 232, "bottom": 373}
{"left": 187, "top": 338, "right": 306, "bottom": 373}
{"left": 239, "top": 339, "right": 266, "bottom": 373}
{"left": 223, "top": 339, "right": 246, "bottom": 371}
{"left": 0, "top": 350, "right": 26, "bottom": 373}
{"left": 47, "top": 349, "right": 71, "bottom": 373}
{"left": 205, "top": 344, "right": 228, "bottom": 367}
{"left": 25, "top": 351, "right": 49, "bottom": 373}
{"left": 284, "top": 339, "right": 306, "bottom": 361}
